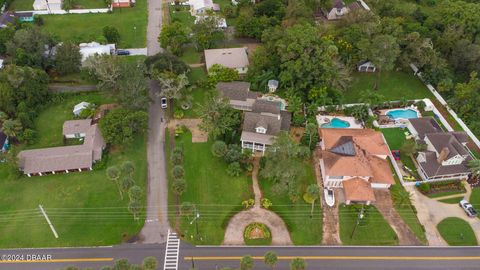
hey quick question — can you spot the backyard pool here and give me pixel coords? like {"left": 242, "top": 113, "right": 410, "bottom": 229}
{"left": 321, "top": 118, "right": 351, "bottom": 128}
{"left": 386, "top": 109, "right": 419, "bottom": 120}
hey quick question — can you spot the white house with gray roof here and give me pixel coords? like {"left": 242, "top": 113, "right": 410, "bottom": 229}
{"left": 204, "top": 47, "right": 249, "bottom": 74}
{"left": 407, "top": 117, "right": 473, "bottom": 181}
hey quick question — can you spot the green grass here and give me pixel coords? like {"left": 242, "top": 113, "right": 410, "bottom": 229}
{"left": 180, "top": 46, "right": 202, "bottom": 64}
{"left": 345, "top": 72, "right": 434, "bottom": 103}
{"left": 0, "top": 92, "right": 147, "bottom": 248}
{"left": 74, "top": 0, "right": 108, "bottom": 9}
{"left": 437, "top": 217, "right": 477, "bottom": 246}
{"left": 381, "top": 128, "right": 419, "bottom": 179}
{"left": 7, "top": 0, "right": 34, "bottom": 11}
{"left": 167, "top": 132, "right": 253, "bottom": 245}
{"left": 439, "top": 197, "right": 463, "bottom": 204}
{"left": 170, "top": 5, "right": 195, "bottom": 27}
{"left": 426, "top": 190, "right": 466, "bottom": 199}
{"left": 470, "top": 188, "right": 480, "bottom": 209}
{"left": 41, "top": 0, "right": 147, "bottom": 48}
{"left": 175, "top": 68, "right": 211, "bottom": 118}
{"left": 339, "top": 204, "right": 398, "bottom": 245}
{"left": 258, "top": 162, "right": 323, "bottom": 245}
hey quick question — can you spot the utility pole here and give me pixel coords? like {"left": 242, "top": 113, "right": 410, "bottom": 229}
{"left": 350, "top": 205, "right": 365, "bottom": 239}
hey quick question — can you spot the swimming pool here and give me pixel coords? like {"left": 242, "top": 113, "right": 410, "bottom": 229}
{"left": 386, "top": 109, "right": 419, "bottom": 120}
{"left": 321, "top": 118, "right": 351, "bottom": 128}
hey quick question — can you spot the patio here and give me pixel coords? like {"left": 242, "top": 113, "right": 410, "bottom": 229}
{"left": 316, "top": 115, "right": 363, "bottom": 129}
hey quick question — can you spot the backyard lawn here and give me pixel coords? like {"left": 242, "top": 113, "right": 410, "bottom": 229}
{"left": 344, "top": 71, "right": 434, "bottom": 103}
{"left": 258, "top": 162, "right": 323, "bottom": 245}
{"left": 180, "top": 46, "right": 202, "bottom": 64}
{"left": 7, "top": 0, "right": 34, "bottom": 10}
{"left": 0, "top": 92, "right": 148, "bottom": 248}
{"left": 437, "top": 217, "right": 477, "bottom": 246}
{"left": 381, "top": 128, "right": 419, "bottom": 179}
{"left": 339, "top": 204, "right": 398, "bottom": 245}
{"left": 167, "top": 132, "right": 253, "bottom": 245}
{"left": 41, "top": 0, "right": 147, "bottom": 48}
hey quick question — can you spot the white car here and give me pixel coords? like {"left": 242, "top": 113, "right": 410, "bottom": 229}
{"left": 161, "top": 97, "right": 167, "bottom": 109}
{"left": 324, "top": 188, "right": 335, "bottom": 207}
{"left": 459, "top": 200, "right": 478, "bottom": 218}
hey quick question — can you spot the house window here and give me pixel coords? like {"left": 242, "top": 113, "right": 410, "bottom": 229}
{"left": 255, "top": 127, "right": 266, "bottom": 134}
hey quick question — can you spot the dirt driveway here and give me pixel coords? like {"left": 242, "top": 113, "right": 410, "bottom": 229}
{"left": 168, "top": 119, "right": 208, "bottom": 143}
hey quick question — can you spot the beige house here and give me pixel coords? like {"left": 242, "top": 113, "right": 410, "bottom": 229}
{"left": 204, "top": 47, "right": 249, "bottom": 75}
{"left": 319, "top": 128, "right": 395, "bottom": 205}
{"left": 327, "top": 0, "right": 362, "bottom": 20}
{"left": 18, "top": 120, "right": 105, "bottom": 177}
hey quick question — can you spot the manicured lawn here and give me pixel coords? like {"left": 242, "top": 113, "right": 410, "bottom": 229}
{"left": 439, "top": 197, "right": 463, "bottom": 204}
{"left": 0, "top": 92, "right": 147, "bottom": 248}
{"left": 344, "top": 71, "right": 434, "bottom": 103}
{"left": 25, "top": 92, "right": 112, "bottom": 149}
{"left": 175, "top": 68, "right": 211, "bottom": 118}
{"left": 167, "top": 132, "right": 253, "bottom": 245}
{"left": 259, "top": 162, "right": 323, "bottom": 245}
{"left": 41, "top": 0, "right": 147, "bottom": 48}
{"left": 470, "top": 188, "right": 480, "bottom": 210}
{"left": 74, "top": 0, "right": 108, "bottom": 9}
{"left": 437, "top": 217, "right": 477, "bottom": 246}
{"left": 170, "top": 5, "right": 195, "bottom": 27}
{"left": 180, "top": 46, "right": 202, "bottom": 64}
{"left": 381, "top": 128, "right": 419, "bottom": 179}
{"left": 7, "top": 0, "right": 34, "bottom": 11}
{"left": 426, "top": 190, "right": 466, "bottom": 199}
{"left": 339, "top": 204, "right": 398, "bottom": 245}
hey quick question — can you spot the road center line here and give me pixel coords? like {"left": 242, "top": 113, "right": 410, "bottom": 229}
{"left": 0, "top": 258, "right": 114, "bottom": 264}
{"left": 184, "top": 256, "right": 480, "bottom": 261}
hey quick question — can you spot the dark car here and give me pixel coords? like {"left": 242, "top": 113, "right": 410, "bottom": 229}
{"left": 116, "top": 50, "right": 130, "bottom": 56}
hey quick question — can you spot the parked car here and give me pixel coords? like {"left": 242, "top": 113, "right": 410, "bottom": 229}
{"left": 116, "top": 49, "right": 130, "bottom": 56}
{"left": 161, "top": 97, "right": 168, "bottom": 109}
{"left": 324, "top": 188, "right": 335, "bottom": 207}
{"left": 459, "top": 200, "right": 478, "bottom": 217}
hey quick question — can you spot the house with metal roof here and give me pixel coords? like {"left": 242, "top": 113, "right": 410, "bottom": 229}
{"left": 407, "top": 117, "right": 473, "bottom": 181}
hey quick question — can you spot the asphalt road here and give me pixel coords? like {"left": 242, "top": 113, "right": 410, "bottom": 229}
{"left": 1, "top": 244, "right": 480, "bottom": 270}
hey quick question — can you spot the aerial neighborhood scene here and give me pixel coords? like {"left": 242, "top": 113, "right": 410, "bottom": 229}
{"left": 0, "top": 0, "right": 480, "bottom": 269}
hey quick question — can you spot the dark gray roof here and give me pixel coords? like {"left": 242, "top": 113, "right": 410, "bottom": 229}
{"left": 333, "top": 0, "right": 344, "bottom": 9}
{"left": 0, "top": 12, "right": 15, "bottom": 27}
{"left": 280, "top": 110, "right": 291, "bottom": 131}
{"left": 449, "top": 131, "right": 469, "bottom": 144}
{"left": 216, "top": 81, "right": 254, "bottom": 101}
{"left": 426, "top": 133, "right": 469, "bottom": 159}
{"left": 14, "top": 12, "right": 33, "bottom": 18}
{"left": 243, "top": 112, "right": 282, "bottom": 136}
{"left": 252, "top": 99, "right": 280, "bottom": 115}
{"left": 409, "top": 117, "right": 442, "bottom": 139}
{"left": 418, "top": 151, "right": 472, "bottom": 178}
{"left": 330, "top": 136, "right": 356, "bottom": 156}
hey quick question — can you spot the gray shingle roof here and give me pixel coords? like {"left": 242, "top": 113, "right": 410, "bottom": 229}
{"left": 216, "top": 82, "right": 253, "bottom": 101}
{"left": 426, "top": 133, "right": 469, "bottom": 159}
{"left": 252, "top": 99, "right": 280, "bottom": 115}
{"left": 418, "top": 151, "right": 472, "bottom": 178}
{"left": 409, "top": 117, "right": 442, "bottom": 139}
{"left": 63, "top": 119, "right": 92, "bottom": 135}
{"left": 243, "top": 112, "right": 282, "bottom": 136}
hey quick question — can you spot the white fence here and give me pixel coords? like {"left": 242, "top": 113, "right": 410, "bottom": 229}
{"left": 23, "top": 8, "right": 111, "bottom": 15}
{"left": 410, "top": 63, "right": 480, "bottom": 150}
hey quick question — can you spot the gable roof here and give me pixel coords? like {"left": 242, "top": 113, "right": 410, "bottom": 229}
{"left": 63, "top": 119, "right": 92, "bottom": 135}
{"left": 418, "top": 151, "right": 472, "bottom": 178}
{"left": 205, "top": 47, "right": 249, "bottom": 71}
{"left": 243, "top": 112, "right": 282, "bottom": 136}
{"left": 216, "top": 82, "right": 255, "bottom": 101}
{"left": 252, "top": 99, "right": 281, "bottom": 115}
{"left": 409, "top": 117, "right": 442, "bottom": 139}
{"left": 343, "top": 178, "right": 376, "bottom": 202}
{"left": 426, "top": 133, "right": 469, "bottom": 159}
{"left": 320, "top": 128, "right": 390, "bottom": 156}
{"left": 330, "top": 136, "right": 356, "bottom": 156}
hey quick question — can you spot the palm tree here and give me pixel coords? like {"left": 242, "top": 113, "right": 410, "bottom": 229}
{"left": 106, "top": 166, "right": 122, "bottom": 199}
{"left": 392, "top": 187, "right": 412, "bottom": 208}
{"left": 240, "top": 255, "right": 254, "bottom": 270}
{"left": 128, "top": 200, "right": 141, "bottom": 220}
{"left": 305, "top": 184, "right": 320, "bottom": 217}
{"left": 290, "top": 257, "right": 306, "bottom": 270}
{"left": 264, "top": 251, "right": 278, "bottom": 269}
{"left": 304, "top": 123, "right": 318, "bottom": 149}
{"left": 121, "top": 160, "right": 135, "bottom": 176}
{"left": 468, "top": 159, "right": 480, "bottom": 179}
{"left": 0, "top": 111, "right": 8, "bottom": 124}
{"left": 1, "top": 119, "right": 22, "bottom": 138}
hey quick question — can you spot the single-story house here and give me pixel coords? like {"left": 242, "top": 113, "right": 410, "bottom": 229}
{"left": 319, "top": 128, "right": 395, "bottom": 205}
{"left": 217, "top": 81, "right": 259, "bottom": 111}
{"left": 73, "top": 101, "right": 91, "bottom": 116}
{"left": 188, "top": 0, "right": 219, "bottom": 16}
{"left": 112, "top": 0, "right": 135, "bottom": 8}
{"left": 205, "top": 47, "right": 249, "bottom": 75}
{"left": 18, "top": 121, "right": 105, "bottom": 177}
{"left": 240, "top": 100, "right": 291, "bottom": 154}
{"left": 79, "top": 42, "right": 115, "bottom": 62}
{"left": 33, "top": 0, "right": 63, "bottom": 10}
{"left": 357, "top": 61, "right": 376, "bottom": 72}
{"left": 407, "top": 117, "right": 473, "bottom": 181}
{"left": 327, "top": 0, "right": 362, "bottom": 20}
{"left": 14, "top": 12, "right": 34, "bottom": 22}
{"left": 0, "top": 12, "right": 15, "bottom": 28}
{"left": 0, "top": 130, "right": 8, "bottom": 152}
{"left": 194, "top": 15, "right": 227, "bottom": 28}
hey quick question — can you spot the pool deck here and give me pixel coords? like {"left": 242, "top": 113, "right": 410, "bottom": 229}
{"left": 316, "top": 115, "right": 363, "bottom": 129}
{"left": 377, "top": 106, "right": 421, "bottom": 128}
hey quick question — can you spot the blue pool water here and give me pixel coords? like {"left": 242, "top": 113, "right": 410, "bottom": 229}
{"left": 321, "top": 118, "right": 351, "bottom": 128}
{"left": 386, "top": 109, "right": 419, "bottom": 120}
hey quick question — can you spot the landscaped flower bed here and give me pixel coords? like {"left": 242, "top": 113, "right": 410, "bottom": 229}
{"left": 417, "top": 180, "right": 466, "bottom": 197}
{"left": 243, "top": 223, "right": 272, "bottom": 246}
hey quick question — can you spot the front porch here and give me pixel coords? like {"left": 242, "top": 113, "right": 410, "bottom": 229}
{"left": 241, "top": 140, "right": 267, "bottom": 155}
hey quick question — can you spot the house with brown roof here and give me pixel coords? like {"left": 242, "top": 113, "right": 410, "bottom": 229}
{"left": 217, "top": 82, "right": 259, "bottom": 111}
{"left": 204, "top": 47, "right": 249, "bottom": 75}
{"left": 319, "top": 128, "right": 395, "bottom": 205}
{"left": 18, "top": 120, "right": 105, "bottom": 177}
{"left": 407, "top": 117, "right": 473, "bottom": 181}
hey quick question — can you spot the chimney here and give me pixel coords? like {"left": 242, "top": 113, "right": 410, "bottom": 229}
{"left": 437, "top": 147, "right": 450, "bottom": 163}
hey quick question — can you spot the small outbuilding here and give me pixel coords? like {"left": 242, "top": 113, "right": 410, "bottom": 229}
{"left": 14, "top": 12, "right": 34, "bottom": 22}
{"left": 79, "top": 42, "right": 115, "bottom": 62}
{"left": 357, "top": 61, "right": 376, "bottom": 72}
{"left": 267, "top": 80, "right": 279, "bottom": 93}
{"left": 73, "top": 102, "right": 91, "bottom": 116}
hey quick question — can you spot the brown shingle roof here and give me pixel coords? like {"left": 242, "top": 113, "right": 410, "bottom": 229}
{"left": 408, "top": 117, "right": 442, "bottom": 139}
{"left": 216, "top": 82, "right": 253, "bottom": 101}
{"left": 418, "top": 151, "right": 472, "bottom": 178}
{"left": 343, "top": 178, "right": 376, "bottom": 202}
{"left": 426, "top": 133, "right": 469, "bottom": 159}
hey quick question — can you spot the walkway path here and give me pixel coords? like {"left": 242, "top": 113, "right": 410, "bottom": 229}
{"left": 373, "top": 190, "right": 422, "bottom": 246}
{"left": 138, "top": 0, "right": 168, "bottom": 243}
{"left": 407, "top": 184, "right": 480, "bottom": 246}
{"left": 223, "top": 159, "right": 293, "bottom": 245}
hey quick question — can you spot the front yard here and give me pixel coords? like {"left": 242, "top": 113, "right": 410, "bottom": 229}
{"left": 167, "top": 132, "right": 253, "bottom": 245}
{"left": 41, "top": 0, "right": 147, "bottom": 48}
{"left": 339, "top": 204, "right": 398, "bottom": 245}
{"left": 0, "top": 92, "right": 147, "bottom": 248}
{"left": 258, "top": 162, "right": 323, "bottom": 245}
{"left": 437, "top": 217, "right": 477, "bottom": 246}
{"left": 344, "top": 71, "right": 434, "bottom": 103}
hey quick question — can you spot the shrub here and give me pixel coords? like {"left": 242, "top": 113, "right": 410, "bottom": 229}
{"left": 171, "top": 152, "right": 184, "bottom": 165}
{"left": 172, "top": 165, "right": 185, "bottom": 179}
{"left": 261, "top": 198, "right": 272, "bottom": 209}
{"left": 227, "top": 162, "right": 242, "bottom": 177}
{"left": 243, "top": 223, "right": 272, "bottom": 245}
{"left": 211, "top": 140, "right": 228, "bottom": 157}
{"left": 418, "top": 183, "right": 430, "bottom": 193}
{"left": 174, "top": 109, "right": 184, "bottom": 119}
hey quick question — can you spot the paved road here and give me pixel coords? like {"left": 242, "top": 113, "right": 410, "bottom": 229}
{"left": 1, "top": 244, "right": 480, "bottom": 270}
{"left": 146, "top": 0, "right": 162, "bottom": 55}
